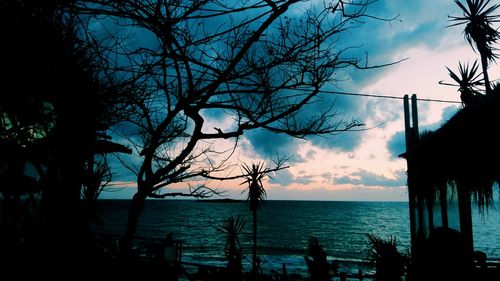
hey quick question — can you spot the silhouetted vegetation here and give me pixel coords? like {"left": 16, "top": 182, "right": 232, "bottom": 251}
{"left": 367, "top": 234, "right": 406, "bottom": 281}
{"left": 69, "top": 0, "right": 403, "bottom": 254}
{"left": 402, "top": 3, "right": 500, "bottom": 281}
{"left": 0, "top": 0, "right": 407, "bottom": 278}
{"left": 0, "top": 0, "right": 134, "bottom": 275}
{"left": 440, "top": 61, "right": 484, "bottom": 106}
{"left": 449, "top": 0, "right": 500, "bottom": 94}
{"left": 242, "top": 163, "right": 269, "bottom": 276}
{"left": 218, "top": 216, "right": 246, "bottom": 281}
{"left": 304, "top": 237, "right": 330, "bottom": 281}
{"left": 419, "top": 227, "right": 469, "bottom": 281}
{"left": 426, "top": 0, "right": 500, "bottom": 212}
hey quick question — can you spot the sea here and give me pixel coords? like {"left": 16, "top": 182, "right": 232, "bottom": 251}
{"left": 94, "top": 200, "right": 500, "bottom": 277}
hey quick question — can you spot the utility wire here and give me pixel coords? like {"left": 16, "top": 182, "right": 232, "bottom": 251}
{"left": 162, "top": 73, "right": 463, "bottom": 104}
{"left": 292, "top": 88, "right": 462, "bottom": 104}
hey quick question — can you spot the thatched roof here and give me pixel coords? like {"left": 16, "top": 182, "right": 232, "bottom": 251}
{"left": 401, "top": 90, "right": 500, "bottom": 208}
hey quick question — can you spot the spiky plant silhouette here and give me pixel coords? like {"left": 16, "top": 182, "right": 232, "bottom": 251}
{"left": 440, "top": 61, "right": 484, "bottom": 106}
{"left": 241, "top": 163, "right": 267, "bottom": 276}
{"left": 450, "top": 0, "right": 500, "bottom": 94}
{"left": 217, "top": 216, "right": 245, "bottom": 280}
{"left": 367, "top": 234, "right": 406, "bottom": 281}
{"left": 304, "top": 236, "right": 330, "bottom": 281}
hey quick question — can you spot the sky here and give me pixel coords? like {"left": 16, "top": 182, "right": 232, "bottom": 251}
{"left": 101, "top": 0, "right": 500, "bottom": 201}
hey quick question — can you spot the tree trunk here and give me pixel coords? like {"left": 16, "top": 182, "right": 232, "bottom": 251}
{"left": 480, "top": 51, "right": 492, "bottom": 94}
{"left": 252, "top": 207, "right": 258, "bottom": 275}
{"left": 121, "top": 190, "right": 148, "bottom": 254}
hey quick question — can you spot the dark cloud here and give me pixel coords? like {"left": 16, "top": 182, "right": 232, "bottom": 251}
{"left": 320, "top": 172, "right": 333, "bottom": 183}
{"left": 334, "top": 169, "right": 406, "bottom": 187}
{"left": 387, "top": 131, "right": 406, "bottom": 160}
{"left": 200, "top": 108, "right": 229, "bottom": 121}
{"left": 304, "top": 88, "right": 401, "bottom": 153}
{"left": 295, "top": 176, "right": 314, "bottom": 185}
{"left": 386, "top": 122, "right": 444, "bottom": 159}
{"left": 340, "top": 1, "right": 460, "bottom": 87}
{"left": 295, "top": 91, "right": 366, "bottom": 152}
{"left": 321, "top": 172, "right": 332, "bottom": 179}
{"left": 310, "top": 130, "right": 364, "bottom": 152}
{"left": 217, "top": 68, "right": 367, "bottom": 156}
{"left": 310, "top": 96, "right": 363, "bottom": 151}
{"left": 268, "top": 169, "right": 295, "bottom": 186}
{"left": 244, "top": 129, "right": 305, "bottom": 163}
{"left": 268, "top": 170, "right": 314, "bottom": 186}
{"left": 287, "top": 90, "right": 366, "bottom": 151}
{"left": 108, "top": 152, "right": 141, "bottom": 183}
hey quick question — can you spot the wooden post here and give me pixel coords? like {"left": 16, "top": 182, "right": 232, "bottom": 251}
{"left": 404, "top": 95, "right": 417, "bottom": 256}
{"left": 440, "top": 185, "right": 449, "bottom": 229}
{"left": 411, "top": 94, "right": 419, "bottom": 143}
{"left": 404, "top": 95, "right": 411, "bottom": 149}
{"left": 411, "top": 94, "right": 428, "bottom": 237}
{"left": 427, "top": 196, "right": 435, "bottom": 232}
{"left": 457, "top": 181, "right": 474, "bottom": 267}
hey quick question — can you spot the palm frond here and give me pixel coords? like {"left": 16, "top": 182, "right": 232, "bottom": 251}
{"left": 450, "top": 0, "right": 500, "bottom": 61}
{"left": 442, "top": 61, "right": 484, "bottom": 94}
{"left": 367, "top": 234, "right": 399, "bottom": 261}
{"left": 218, "top": 216, "right": 245, "bottom": 277}
{"left": 241, "top": 162, "right": 268, "bottom": 210}
{"left": 217, "top": 216, "right": 246, "bottom": 236}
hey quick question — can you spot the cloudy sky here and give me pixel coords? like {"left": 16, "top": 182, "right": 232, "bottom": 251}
{"left": 102, "top": 0, "right": 500, "bottom": 201}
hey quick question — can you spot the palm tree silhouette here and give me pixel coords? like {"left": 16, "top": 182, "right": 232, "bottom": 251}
{"left": 241, "top": 163, "right": 267, "bottom": 277}
{"left": 440, "top": 61, "right": 484, "bottom": 106}
{"left": 450, "top": 0, "right": 500, "bottom": 94}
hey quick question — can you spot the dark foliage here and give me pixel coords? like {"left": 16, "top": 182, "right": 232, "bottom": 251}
{"left": 217, "top": 216, "right": 246, "bottom": 281}
{"left": 440, "top": 61, "right": 484, "bottom": 106}
{"left": 304, "top": 236, "right": 330, "bottom": 281}
{"left": 367, "top": 234, "right": 406, "bottom": 281}
{"left": 449, "top": 0, "right": 500, "bottom": 93}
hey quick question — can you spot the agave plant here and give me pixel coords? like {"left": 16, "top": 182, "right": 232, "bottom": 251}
{"left": 241, "top": 163, "right": 267, "bottom": 276}
{"left": 449, "top": 0, "right": 500, "bottom": 93}
{"left": 367, "top": 234, "right": 406, "bottom": 281}
{"left": 217, "top": 216, "right": 245, "bottom": 280}
{"left": 439, "top": 61, "right": 484, "bottom": 106}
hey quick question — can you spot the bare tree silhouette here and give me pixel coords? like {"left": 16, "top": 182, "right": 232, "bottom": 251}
{"left": 72, "top": 0, "right": 403, "bottom": 254}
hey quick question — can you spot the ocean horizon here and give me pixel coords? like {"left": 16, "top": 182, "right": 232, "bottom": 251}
{"left": 94, "top": 199, "right": 500, "bottom": 276}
